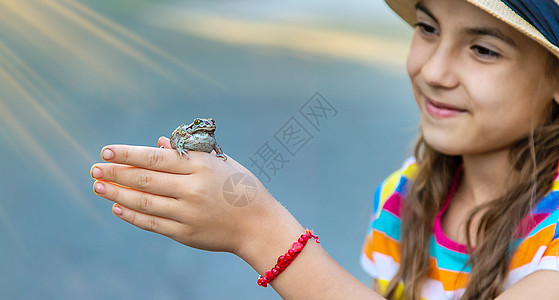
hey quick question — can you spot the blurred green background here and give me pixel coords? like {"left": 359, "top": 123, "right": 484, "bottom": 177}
{"left": 0, "top": 0, "right": 417, "bottom": 299}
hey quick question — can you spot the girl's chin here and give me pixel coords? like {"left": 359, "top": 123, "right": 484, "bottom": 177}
{"left": 426, "top": 143, "right": 464, "bottom": 156}
{"left": 422, "top": 132, "right": 465, "bottom": 156}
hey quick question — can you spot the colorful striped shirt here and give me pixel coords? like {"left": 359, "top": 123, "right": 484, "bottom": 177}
{"left": 361, "top": 158, "right": 559, "bottom": 299}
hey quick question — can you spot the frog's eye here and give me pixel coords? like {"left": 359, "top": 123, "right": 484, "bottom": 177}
{"left": 194, "top": 119, "right": 200, "bottom": 125}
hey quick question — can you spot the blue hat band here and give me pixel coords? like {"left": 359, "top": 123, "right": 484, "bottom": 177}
{"left": 501, "top": 0, "right": 559, "bottom": 48}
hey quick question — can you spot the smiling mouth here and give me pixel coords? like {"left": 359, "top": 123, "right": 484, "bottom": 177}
{"left": 424, "top": 97, "right": 466, "bottom": 118}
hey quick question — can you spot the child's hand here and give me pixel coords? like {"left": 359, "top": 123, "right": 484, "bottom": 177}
{"left": 90, "top": 137, "right": 277, "bottom": 255}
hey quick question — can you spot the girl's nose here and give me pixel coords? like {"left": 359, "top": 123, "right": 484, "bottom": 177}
{"left": 421, "top": 44, "right": 459, "bottom": 89}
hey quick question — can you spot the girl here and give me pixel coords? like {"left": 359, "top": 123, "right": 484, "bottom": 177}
{"left": 91, "top": 0, "right": 559, "bottom": 298}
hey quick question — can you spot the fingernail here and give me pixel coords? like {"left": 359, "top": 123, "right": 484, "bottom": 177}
{"left": 94, "top": 182, "right": 105, "bottom": 194}
{"left": 113, "top": 205, "right": 123, "bottom": 215}
{"left": 102, "top": 148, "right": 114, "bottom": 160}
{"left": 91, "top": 167, "right": 102, "bottom": 179}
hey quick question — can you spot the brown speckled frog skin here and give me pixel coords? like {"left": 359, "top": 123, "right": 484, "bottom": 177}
{"left": 170, "top": 118, "right": 226, "bottom": 161}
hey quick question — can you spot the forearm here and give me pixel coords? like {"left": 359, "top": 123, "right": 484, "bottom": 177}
{"left": 237, "top": 200, "right": 384, "bottom": 300}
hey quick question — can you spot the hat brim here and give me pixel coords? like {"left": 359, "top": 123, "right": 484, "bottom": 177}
{"left": 385, "top": 0, "right": 559, "bottom": 59}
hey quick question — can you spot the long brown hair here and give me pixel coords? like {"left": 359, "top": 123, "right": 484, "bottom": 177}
{"left": 384, "top": 53, "right": 559, "bottom": 299}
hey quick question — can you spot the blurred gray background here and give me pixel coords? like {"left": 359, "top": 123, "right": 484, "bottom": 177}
{"left": 0, "top": 0, "right": 418, "bottom": 299}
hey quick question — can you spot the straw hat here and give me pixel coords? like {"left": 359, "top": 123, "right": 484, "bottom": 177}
{"left": 384, "top": 0, "right": 559, "bottom": 59}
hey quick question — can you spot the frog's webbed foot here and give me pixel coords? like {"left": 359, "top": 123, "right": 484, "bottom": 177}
{"left": 214, "top": 144, "right": 227, "bottom": 161}
{"left": 177, "top": 148, "right": 190, "bottom": 159}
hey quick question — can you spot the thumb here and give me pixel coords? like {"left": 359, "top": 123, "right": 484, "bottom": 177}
{"left": 158, "top": 136, "right": 172, "bottom": 149}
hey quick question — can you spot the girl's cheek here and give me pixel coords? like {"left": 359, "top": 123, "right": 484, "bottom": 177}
{"left": 407, "top": 35, "right": 426, "bottom": 80}
{"left": 407, "top": 53, "right": 420, "bottom": 80}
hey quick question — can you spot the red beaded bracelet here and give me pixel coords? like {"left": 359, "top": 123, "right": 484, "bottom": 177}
{"left": 257, "top": 229, "right": 320, "bottom": 287}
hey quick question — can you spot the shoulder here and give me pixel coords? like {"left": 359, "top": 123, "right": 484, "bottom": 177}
{"left": 503, "top": 173, "right": 559, "bottom": 294}
{"left": 507, "top": 176, "right": 559, "bottom": 288}
{"left": 361, "top": 157, "right": 417, "bottom": 281}
{"left": 371, "top": 157, "right": 418, "bottom": 219}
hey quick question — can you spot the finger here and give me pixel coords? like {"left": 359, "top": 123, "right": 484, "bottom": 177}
{"left": 91, "top": 163, "right": 184, "bottom": 197}
{"left": 93, "top": 180, "right": 182, "bottom": 220}
{"left": 100, "top": 144, "right": 213, "bottom": 173}
{"left": 112, "top": 203, "right": 185, "bottom": 239}
{"left": 158, "top": 136, "right": 172, "bottom": 149}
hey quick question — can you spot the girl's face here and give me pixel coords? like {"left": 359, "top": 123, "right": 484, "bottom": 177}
{"left": 407, "top": 0, "right": 559, "bottom": 156}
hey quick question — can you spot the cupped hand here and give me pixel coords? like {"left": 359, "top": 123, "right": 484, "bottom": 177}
{"left": 90, "top": 137, "right": 275, "bottom": 254}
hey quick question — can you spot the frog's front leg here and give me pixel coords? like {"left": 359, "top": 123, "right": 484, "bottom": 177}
{"left": 214, "top": 144, "right": 227, "bottom": 161}
{"left": 176, "top": 138, "right": 191, "bottom": 159}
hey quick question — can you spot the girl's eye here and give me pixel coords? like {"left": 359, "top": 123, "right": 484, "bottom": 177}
{"left": 471, "top": 45, "right": 501, "bottom": 59}
{"left": 414, "top": 22, "right": 439, "bottom": 37}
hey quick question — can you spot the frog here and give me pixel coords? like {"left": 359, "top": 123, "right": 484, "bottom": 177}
{"left": 170, "top": 118, "right": 227, "bottom": 161}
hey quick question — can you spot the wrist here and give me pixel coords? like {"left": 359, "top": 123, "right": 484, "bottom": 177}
{"left": 257, "top": 229, "right": 320, "bottom": 287}
{"left": 234, "top": 198, "right": 305, "bottom": 276}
